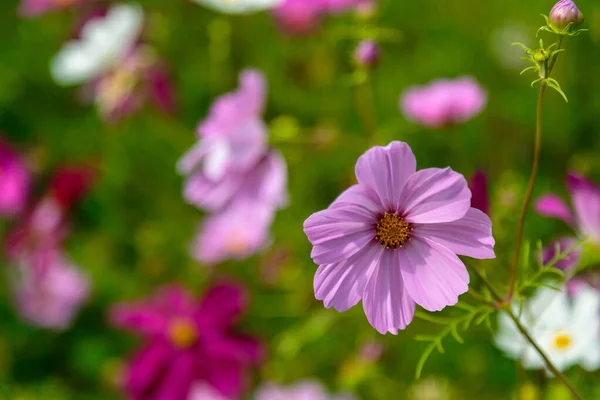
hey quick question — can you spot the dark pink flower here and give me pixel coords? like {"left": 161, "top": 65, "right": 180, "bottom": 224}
{"left": 19, "top": 0, "right": 86, "bottom": 17}
{"left": 469, "top": 171, "right": 489, "bottom": 215}
{"left": 110, "top": 283, "right": 262, "bottom": 400}
{"left": 400, "top": 77, "right": 487, "bottom": 128}
{"left": 0, "top": 141, "right": 30, "bottom": 217}
{"left": 273, "top": 0, "right": 361, "bottom": 36}
{"left": 304, "top": 141, "right": 495, "bottom": 334}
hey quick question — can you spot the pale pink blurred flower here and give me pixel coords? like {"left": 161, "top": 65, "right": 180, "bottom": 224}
{"left": 354, "top": 39, "right": 380, "bottom": 68}
{"left": 187, "top": 382, "right": 229, "bottom": 400}
{"left": 178, "top": 69, "right": 268, "bottom": 195}
{"left": 256, "top": 380, "right": 356, "bottom": 400}
{"left": 400, "top": 77, "right": 487, "bottom": 128}
{"left": 13, "top": 247, "right": 90, "bottom": 329}
{"left": 304, "top": 141, "right": 495, "bottom": 334}
{"left": 19, "top": 0, "right": 86, "bottom": 17}
{"left": 0, "top": 141, "right": 30, "bottom": 217}
{"left": 274, "top": 0, "right": 361, "bottom": 36}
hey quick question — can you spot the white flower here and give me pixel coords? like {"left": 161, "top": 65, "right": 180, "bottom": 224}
{"left": 194, "top": 0, "right": 284, "bottom": 14}
{"left": 50, "top": 3, "right": 144, "bottom": 86}
{"left": 495, "top": 285, "right": 600, "bottom": 373}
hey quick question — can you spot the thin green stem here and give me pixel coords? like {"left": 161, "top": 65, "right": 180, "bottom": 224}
{"left": 507, "top": 37, "right": 565, "bottom": 300}
{"left": 354, "top": 72, "right": 380, "bottom": 145}
{"left": 467, "top": 264, "right": 582, "bottom": 399}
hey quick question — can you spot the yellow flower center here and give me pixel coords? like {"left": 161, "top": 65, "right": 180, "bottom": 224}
{"left": 552, "top": 332, "right": 573, "bottom": 351}
{"left": 375, "top": 212, "right": 413, "bottom": 250}
{"left": 168, "top": 318, "right": 197, "bottom": 349}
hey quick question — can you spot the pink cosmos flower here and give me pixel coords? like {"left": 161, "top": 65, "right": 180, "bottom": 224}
{"left": 178, "top": 69, "right": 267, "bottom": 195}
{"left": 400, "top": 77, "right": 487, "bottom": 129}
{"left": 256, "top": 380, "right": 355, "bottom": 400}
{"left": 13, "top": 247, "right": 90, "bottom": 329}
{"left": 303, "top": 141, "right": 495, "bottom": 334}
{"left": 110, "top": 283, "right": 262, "bottom": 400}
{"left": 536, "top": 172, "right": 600, "bottom": 244}
{"left": 192, "top": 200, "right": 275, "bottom": 265}
{"left": 0, "top": 141, "right": 30, "bottom": 217}
{"left": 273, "top": 0, "right": 361, "bottom": 36}
{"left": 469, "top": 171, "right": 489, "bottom": 216}
{"left": 19, "top": 0, "right": 85, "bottom": 17}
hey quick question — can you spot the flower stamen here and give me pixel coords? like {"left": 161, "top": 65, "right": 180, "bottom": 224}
{"left": 374, "top": 212, "right": 413, "bottom": 250}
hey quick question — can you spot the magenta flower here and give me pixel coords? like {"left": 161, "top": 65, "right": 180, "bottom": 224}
{"left": 256, "top": 380, "right": 356, "bottom": 400}
{"left": 0, "top": 141, "right": 30, "bottom": 217}
{"left": 354, "top": 39, "right": 380, "bottom": 68}
{"left": 110, "top": 283, "right": 262, "bottom": 400}
{"left": 536, "top": 172, "right": 600, "bottom": 244}
{"left": 303, "top": 141, "right": 495, "bottom": 334}
{"left": 400, "top": 77, "right": 487, "bottom": 129}
{"left": 178, "top": 69, "right": 267, "bottom": 194}
{"left": 19, "top": 0, "right": 85, "bottom": 17}
{"left": 469, "top": 171, "right": 489, "bottom": 215}
{"left": 192, "top": 201, "right": 274, "bottom": 265}
{"left": 13, "top": 247, "right": 90, "bottom": 329}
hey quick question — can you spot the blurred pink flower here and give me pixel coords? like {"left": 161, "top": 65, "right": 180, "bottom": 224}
{"left": 303, "top": 141, "right": 495, "bottom": 334}
{"left": 469, "top": 171, "right": 489, "bottom": 216}
{"left": 400, "top": 77, "right": 487, "bottom": 128}
{"left": 110, "top": 283, "right": 262, "bottom": 400}
{"left": 187, "top": 382, "right": 229, "bottom": 400}
{"left": 192, "top": 201, "right": 274, "bottom": 265}
{"left": 256, "top": 380, "right": 356, "bottom": 400}
{"left": 536, "top": 172, "right": 600, "bottom": 244}
{"left": 178, "top": 69, "right": 267, "bottom": 191}
{"left": 273, "top": 0, "right": 362, "bottom": 36}
{"left": 13, "top": 247, "right": 90, "bottom": 329}
{"left": 0, "top": 141, "right": 30, "bottom": 217}
{"left": 19, "top": 0, "right": 85, "bottom": 17}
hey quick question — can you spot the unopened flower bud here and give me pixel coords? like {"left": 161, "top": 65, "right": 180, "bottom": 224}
{"left": 354, "top": 40, "right": 380, "bottom": 68}
{"left": 549, "top": 0, "right": 584, "bottom": 32}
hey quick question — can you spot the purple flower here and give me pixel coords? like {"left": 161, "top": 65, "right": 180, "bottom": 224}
{"left": 549, "top": 0, "right": 584, "bottom": 32}
{"left": 273, "top": 0, "right": 361, "bottom": 36}
{"left": 354, "top": 40, "right": 380, "bottom": 68}
{"left": 536, "top": 172, "right": 600, "bottom": 244}
{"left": 19, "top": 0, "right": 85, "bottom": 17}
{"left": 303, "top": 141, "right": 495, "bottom": 334}
{"left": 400, "top": 77, "right": 487, "bottom": 129}
{"left": 192, "top": 200, "right": 274, "bottom": 265}
{"left": 178, "top": 69, "right": 269, "bottom": 207}
{"left": 469, "top": 171, "right": 489, "bottom": 216}
{"left": 110, "top": 283, "right": 262, "bottom": 400}
{"left": 0, "top": 141, "right": 30, "bottom": 217}
{"left": 13, "top": 247, "right": 90, "bottom": 329}
{"left": 256, "top": 380, "right": 356, "bottom": 400}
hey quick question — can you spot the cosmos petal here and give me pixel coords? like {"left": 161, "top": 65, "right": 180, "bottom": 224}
{"left": 567, "top": 172, "right": 600, "bottom": 241}
{"left": 399, "top": 237, "right": 469, "bottom": 312}
{"left": 413, "top": 208, "right": 495, "bottom": 259}
{"left": 362, "top": 251, "right": 416, "bottom": 334}
{"left": 535, "top": 194, "right": 575, "bottom": 226}
{"left": 400, "top": 168, "right": 471, "bottom": 224}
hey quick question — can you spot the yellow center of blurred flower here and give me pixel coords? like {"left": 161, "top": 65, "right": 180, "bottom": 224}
{"left": 168, "top": 318, "right": 197, "bottom": 349}
{"left": 375, "top": 212, "right": 412, "bottom": 250}
{"left": 54, "top": 0, "right": 75, "bottom": 6}
{"left": 552, "top": 332, "right": 573, "bottom": 351}
{"left": 226, "top": 236, "right": 250, "bottom": 255}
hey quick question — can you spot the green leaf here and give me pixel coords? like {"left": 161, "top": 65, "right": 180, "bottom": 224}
{"left": 415, "top": 342, "right": 437, "bottom": 379}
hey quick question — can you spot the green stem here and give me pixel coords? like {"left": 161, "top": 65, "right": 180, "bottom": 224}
{"left": 467, "top": 264, "right": 583, "bottom": 399}
{"left": 507, "top": 37, "right": 565, "bottom": 300}
{"left": 354, "top": 72, "right": 380, "bottom": 145}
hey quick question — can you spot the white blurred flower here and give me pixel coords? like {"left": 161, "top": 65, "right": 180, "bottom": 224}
{"left": 50, "top": 3, "right": 144, "bottom": 85}
{"left": 495, "top": 285, "right": 600, "bottom": 373}
{"left": 194, "top": 0, "right": 284, "bottom": 14}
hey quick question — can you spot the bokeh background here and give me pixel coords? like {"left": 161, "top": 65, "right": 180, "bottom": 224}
{"left": 1, "top": 0, "right": 599, "bottom": 398}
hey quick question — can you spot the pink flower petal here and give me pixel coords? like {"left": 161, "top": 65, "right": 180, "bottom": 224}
{"left": 413, "top": 208, "right": 495, "bottom": 259}
{"left": 400, "top": 237, "right": 469, "bottom": 311}
{"left": 355, "top": 142, "right": 417, "bottom": 211}
{"left": 535, "top": 194, "right": 575, "bottom": 226}
{"left": 196, "top": 282, "right": 247, "bottom": 331}
{"left": 310, "top": 229, "right": 374, "bottom": 265}
{"left": 362, "top": 251, "right": 416, "bottom": 334}
{"left": 125, "top": 341, "right": 173, "bottom": 398}
{"left": 152, "top": 352, "right": 195, "bottom": 400}
{"left": 109, "top": 304, "right": 167, "bottom": 337}
{"left": 314, "top": 243, "right": 382, "bottom": 312}
{"left": 204, "top": 359, "right": 245, "bottom": 398}
{"left": 331, "top": 184, "right": 380, "bottom": 214}
{"left": 400, "top": 167, "right": 470, "bottom": 224}
{"left": 567, "top": 172, "right": 600, "bottom": 241}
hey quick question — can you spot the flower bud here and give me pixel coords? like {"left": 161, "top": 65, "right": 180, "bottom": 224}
{"left": 549, "top": 0, "right": 584, "bottom": 32}
{"left": 354, "top": 40, "right": 380, "bottom": 68}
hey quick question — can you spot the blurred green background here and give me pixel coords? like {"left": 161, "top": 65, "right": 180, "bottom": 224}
{"left": 1, "top": 0, "right": 599, "bottom": 398}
